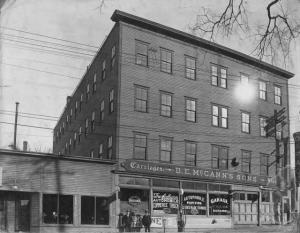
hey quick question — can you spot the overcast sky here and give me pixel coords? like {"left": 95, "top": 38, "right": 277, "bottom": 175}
{"left": 0, "top": 0, "right": 299, "bottom": 165}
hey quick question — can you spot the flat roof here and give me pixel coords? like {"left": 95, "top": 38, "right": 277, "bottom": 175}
{"left": 111, "top": 10, "right": 294, "bottom": 79}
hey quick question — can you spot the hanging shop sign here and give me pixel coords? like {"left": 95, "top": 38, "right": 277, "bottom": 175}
{"left": 152, "top": 191, "right": 179, "bottom": 214}
{"left": 182, "top": 193, "right": 206, "bottom": 215}
{"left": 209, "top": 194, "right": 230, "bottom": 215}
{"left": 122, "top": 159, "right": 276, "bottom": 187}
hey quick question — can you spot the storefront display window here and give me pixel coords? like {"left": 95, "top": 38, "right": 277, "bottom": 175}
{"left": 182, "top": 181, "right": 206, "bottom": 191}
{"left": 153, "top": 191, "right": 178, "bottom": 214}
{"left": 153, "top": 179, "right": 179, "bottom": 188}
{"left": 119, "top": 176, "right": 149, "bottom": 186}
{"left": 120, "top": 188, "right": 149, "bottom": 215}
{"left": 81, "top": 196, "right": 109, "bottom": 225}
{"left": 209, "top": 194, "right": 230, "bottom": 215}
{"left": 183, "top": 192, "right": 206, "bottom": 215}
{"left": 43, "top": 194, "right": 73, "bottom": 224}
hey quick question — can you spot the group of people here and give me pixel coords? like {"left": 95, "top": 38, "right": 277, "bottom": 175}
{"left": 118, "top": 210, "right": 151, "bottom": 232}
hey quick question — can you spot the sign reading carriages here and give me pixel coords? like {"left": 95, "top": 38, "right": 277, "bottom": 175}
{"left": 122, "top": 159, "right": 276, "bottom": 187}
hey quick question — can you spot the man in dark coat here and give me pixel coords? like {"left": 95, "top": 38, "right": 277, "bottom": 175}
{"left": 142, "top": 210, "right": 151, "bottom": 232}
{"left": 122, "top": 210, "right": 132, "bottom": 232}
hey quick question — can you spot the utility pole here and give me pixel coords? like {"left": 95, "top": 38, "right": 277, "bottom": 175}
{"left": 13, "top": 102, "right": 19, "bottom": 150}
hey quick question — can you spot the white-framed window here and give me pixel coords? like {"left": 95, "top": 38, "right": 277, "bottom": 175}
{"left": 91, "top": 111, "right": 95, "bottom": 132}
{"left": 80, "top": 94, "right": 83, "bottom": 111}
{"left": 111, "top": 45, "right": 116, "bottom": 68}
{"left": 160, "top": 48, "right": 172, "bottom": 73}
{"left": 107, "top": 136, "right": 113, "bottom": 159}
{"left": 73, "top": 132, "right": 77, "bottom": 148}
{"left": 134, "top": 85, "right": 148, "bottom": 113}
{"left": 185, "top": 56, "right": 196, "bottom": 80}
{"left": 75, "top": 101, "right": 78, "bottom": 118}
{"left": 212, "top": 105, "right": 228, "bottom": 128}
{"left": 241, "top": 112, "right": 250, "bottom": 133}
{"left": 211, "top": 64, "right": 227, "bottom": 88}
{"left": 160, "top": 92, "right": 172, "bottom": 117}
{"left": 160, "top": 137, "right": 172, "bottom": 162}
{"left": 211, "top": 145, "right": 228, "bottom": 170}
{"left": 185, "top": 141, "right": 197, "bottom": 166}
{"left": 109, "top": 89, "right": 114, "bottom": 113}
{"left": 274, "top": 85, "right": 282, "bottom": 105}
{"left": 98, "top": 143, "right": 103, "bottom": 158}
{"left": 86, "top": 84, "right": 90, "bottom": 102}
{"left": 259, "top": 116, "right": 267, "bottom": 137}
{"left": 85, "top": 118, "right": 89, "bottom": 137}
{"left": 134, "top": 133, "right": 147, "bottom": 160}
{"left": 93, "top": 74, "right": 97, "bottom": 94}
{"left": 185, "top": 98, "right": 196, "bottom": 122}
{"left": 241, "top": 150, "right": 251, "bottom": 173}
{"left": 259, "top": 80, "right": 267, "bottom": 100}
{"left": 240, "top": 73, "right": 249, "bottom": 85}
{"left": 78, "top": 127, "right": 82, "bottom": 143}
{"left": 136, "top": 40, "right": 148, "bottom": 66}
{"left": 102, "top": 59, "right": 106, "bottom": 80}
{"left": 100, "top": 100, "right": 105, "bottom": 122}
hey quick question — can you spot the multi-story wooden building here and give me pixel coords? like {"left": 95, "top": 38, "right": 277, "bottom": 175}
{"left": 6, "top": 9, "right": 290, "bottom": 232}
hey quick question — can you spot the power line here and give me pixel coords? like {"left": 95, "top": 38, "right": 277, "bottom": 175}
{"left": 0, "top": 26, "right": 99, "bottom": 48}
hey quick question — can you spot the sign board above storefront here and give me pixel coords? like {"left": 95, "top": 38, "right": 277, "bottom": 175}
{"left": 122, "top": 160, "right": 276, "bottom": 187}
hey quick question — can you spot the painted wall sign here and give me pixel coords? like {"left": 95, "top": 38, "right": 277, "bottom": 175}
{"left": 183, "top": 193, "right": 206, "bottom": 215}
{"left": 122, "top": 160, "right": 276, "bottom": 187}
{"left": 209, "top": 194, "right": 230, "bottom": 215}
{"left": 152, "top": 192, "right": 179, "bottom": 214}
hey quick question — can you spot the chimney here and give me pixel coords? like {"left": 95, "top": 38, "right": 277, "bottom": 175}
{"left": 23, "top": 141, "right": 28, "bottom": 151}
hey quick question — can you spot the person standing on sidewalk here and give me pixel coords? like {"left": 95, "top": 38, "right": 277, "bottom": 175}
{"left": 142, "top": 210, "right": 151, "bottom": 232}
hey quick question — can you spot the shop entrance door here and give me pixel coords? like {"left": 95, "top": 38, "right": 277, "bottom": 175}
{"left": 233, "top": 192, "right": 258, "bottom": 224}
{"left": 0, "top": 191, "right": 30, "bottom": 232}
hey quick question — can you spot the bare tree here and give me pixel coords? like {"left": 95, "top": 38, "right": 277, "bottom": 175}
{"left": 191, "top": 0, "right": 300, "bottom": 66}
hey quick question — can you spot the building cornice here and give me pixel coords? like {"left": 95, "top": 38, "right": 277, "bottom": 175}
{"left": 111, "top": 10, "right": 294, "bottom": 79}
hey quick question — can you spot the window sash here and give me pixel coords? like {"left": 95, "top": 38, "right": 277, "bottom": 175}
{"left": 135, "top": 86, "right": 148, "bottom": 112}
{"left": 274, "top": 86, "right": 282, "bottom": 104}
{"left": 211, "top": 65, "right": 227, "bottom": 88}
{"left": 160, "top": 49, "right": 172, "bottom": 73}
{"left": 160, "top": 138, "right": 172, "bottom": 162}
{"left": 259, "top": 117, "right": 267, "bottom": 136}
{"left": 242, "top": 113, "right": 250, "bottom": 133}
{"left": 185, "top": 57, "right": 196, "bottom": 79}
{"left": 186, "top": 142, "right": 196, "bottom": 166}
{"left": 259, "top": 81, "right": 267, "bottom": 100}
{"left": 260, "top": 154, "right": 269, "bottom": 176}
{"left": 241, "top": 151, "right": 251, "bottom": 173}
{"left": 136, "top": 42, "right": 148, "bottom": 66}
{"left": 186, "top": 99, "right": 196, "bottom": 122}
{"left": 102, "top": 60, "right": 106, "bottom": 80}
{"left": 161, "top": 93, "right": 172, "bottom": 117}
{"left": 134, "top": 134, "right": 147, "bottom": 160}
{"left": 212, "top": 145, "right": 228, "bottom": 169}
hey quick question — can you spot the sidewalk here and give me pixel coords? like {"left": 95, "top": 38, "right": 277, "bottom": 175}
{"left": 180, "top": 224, "right": 296, "bottom": 233}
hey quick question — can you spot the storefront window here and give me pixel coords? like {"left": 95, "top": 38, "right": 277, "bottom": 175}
{"left": 182, "top": 181, "right": 207, "bottom": 191}
{"left": 208, "top": 184, "right": 230, "bottom": 192}
{"left": 120, "top": 188, "right": 149, "bottom": 215}
{"left": 183, "top": 192, "right": 206, "bottom": 215}
{"left": 153, "top": 191, "right": 179, "bottom": 214}
{"left": 209, "top": 194, "right": 230, "bottom": 215}
{"left": 233, "top": 192, "right": 245, "bottom": 201}
{"left": 152, "top": 179, "right": 179, "bottom": 188}
{"left": 119, "top": 176, "right": 149, "bottom": 186}
{"left": 81, "top": 196, "right": 109, "bottom": 225}
{"left": 43, "top": 194, "right": 73, "bottom": 224}
{"left": 247, "top": 193, "right": 258, "bottom": 202}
